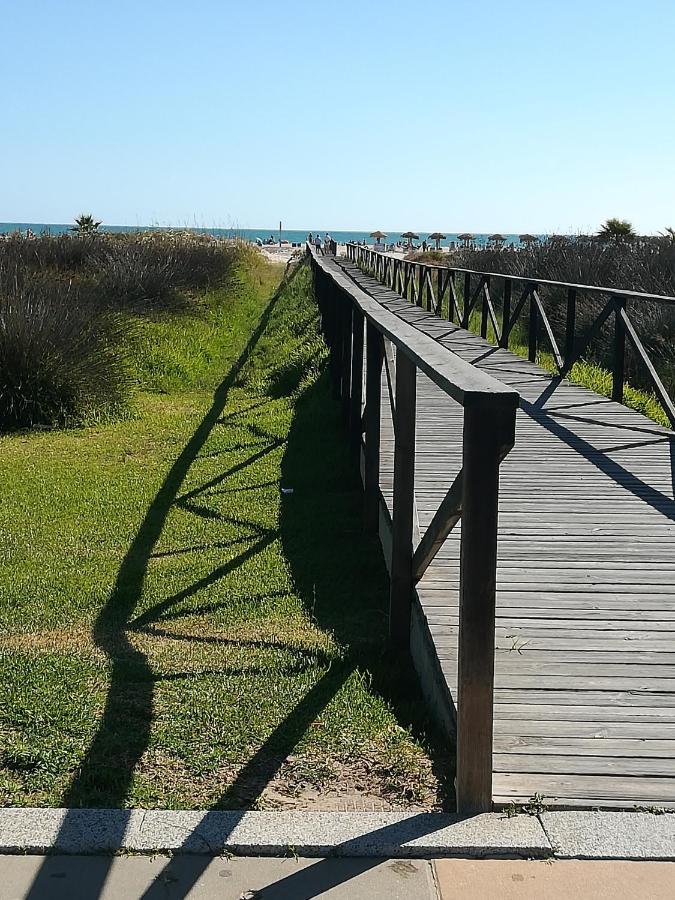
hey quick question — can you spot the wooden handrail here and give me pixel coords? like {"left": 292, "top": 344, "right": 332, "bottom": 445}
{"left": 307, "top": 242, "right": 519, "bottom": 815}
{"left": 348, "top": 242, "right": 675, "bottom": 428}
{"left": 346, "top": 242, "right": 675, "bottom": 304}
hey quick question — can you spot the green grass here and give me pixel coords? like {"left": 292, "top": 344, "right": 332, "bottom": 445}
{"left": 0, "top": 254, "right": 447, "bottom": 810}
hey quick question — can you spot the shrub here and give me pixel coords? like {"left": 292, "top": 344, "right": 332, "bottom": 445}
{"left": 0, "top": 231, "right": 104, "bottom": 273}
{"left": 92, "top": 242, "right": 180, "bottom": 313}
{"left": 446, "top": 236, "right": 675, "bottom": 397}
{"left": 0, "top": 274, "right": 133, "bottom": 430}
{"left": 0, "top": 229, "right": 240, "bottom": 431}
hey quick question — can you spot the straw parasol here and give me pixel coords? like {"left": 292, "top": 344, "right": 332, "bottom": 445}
{"left": 488, "top": 233, "right": 506, "bottom": 244}
{"left": 370, "top": 230, "right": 387, "bottom": 241}
{"left": 457, "top": 232, "right": 475, "bottom": 246}
{"left": 428, "top": 231, "right": 446, "bottom": 251}
{"left": 518, "top": 233, "right": 538, "bottom": 245}
{"left": 401, "top": 231, "right": 419, "bottom": 247}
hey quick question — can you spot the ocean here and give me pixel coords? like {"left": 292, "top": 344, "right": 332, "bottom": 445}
{"left": 0, "top": 223, "right": 542, "bottom": 248}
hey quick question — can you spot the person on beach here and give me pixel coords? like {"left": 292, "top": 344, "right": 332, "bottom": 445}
{"left": 308, "top": 232, "right": 313, "bottom": 246}
{"left": 314, "top": 233, "right": 322, "bottom": 254}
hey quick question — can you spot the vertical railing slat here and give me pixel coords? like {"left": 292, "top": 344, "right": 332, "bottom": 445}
{"left": 389, "top": 352, "right": 416, "bottom": 649}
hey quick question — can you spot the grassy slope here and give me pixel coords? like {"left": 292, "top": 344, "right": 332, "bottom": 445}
{"left": 0, "top": 253, "right": 446, "bottom": 810}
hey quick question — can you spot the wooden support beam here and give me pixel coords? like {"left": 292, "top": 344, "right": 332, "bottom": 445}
{"left": 564, "top": 288, "right": 577, "bottom": 369}
{"left": 364, "top": 322, "right": 384, "bottom": 532}
{"left": 613, "top": 297, "right": 626, "bottom": 403}
{"left": 389, "top": 352, "right": 417, "bottom": 650}
{"left": 350, "top": 307, "right": 364, "bottom": 452}
{"left": 619, "top": 305, "right": 675, "bottom": 427}
{"left": 412, "top": 469, "right": 463, "bottom": 582}
{"left": 528, "top": 294, "right": 538, "bottom": 362}
{"left": 456, "top": 399, "right": 517, "bottom": 815}
{"left": 340, "top": 299, "right": 353, "bottom": 420}
{"left": 532, "top": 290, "right": 563, "bottom": 371}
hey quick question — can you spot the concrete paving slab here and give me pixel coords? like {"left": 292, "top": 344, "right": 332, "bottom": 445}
{"left": 541, "top": 811, "right": 675, "bottom": 860}
{"left": 0, "top": 809, "right": 551, "bottom": 858}
{"left": 434, "top": 858, "right": 675, "bottom": 899}
{"left": 0, "top": 854, "right": 437, "bottom": 899}
{"left": 129, "top": 810, "right": 551, "bottom": 857}
{"left": 0, "top": 809, "right": 138, "bottom": 854}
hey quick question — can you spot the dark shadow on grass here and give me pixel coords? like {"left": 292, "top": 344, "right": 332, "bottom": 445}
{"left": 29, "top": 259, "right": 450, "bottom": 900}
{"left": 25, "top": 265, "right": 301, "bottom": 900}
{"left": 128, "top": 366, "right": 453, "bottom": 899}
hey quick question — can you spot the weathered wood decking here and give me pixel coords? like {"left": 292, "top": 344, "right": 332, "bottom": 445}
{"left": 339, "top": 256, "right": 675, "bottom": 810}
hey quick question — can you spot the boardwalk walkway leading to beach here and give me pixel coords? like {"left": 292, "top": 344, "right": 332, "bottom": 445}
{"left": 318, "top": 248, "right": 675, "bottom": 811}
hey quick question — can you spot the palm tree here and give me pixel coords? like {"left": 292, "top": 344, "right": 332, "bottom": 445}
{"left": 71, "top": 213, "right": 102, "bottom": 234}
{"left": 597, "top": 218, "right": 635, "bottom": 243}
{"left": 660, "top": 226, "right": 675, "bottom": 243}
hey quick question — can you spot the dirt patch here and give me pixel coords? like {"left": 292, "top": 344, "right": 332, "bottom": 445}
{"left": 131, "top": 747, "right": 445, "bottom": 811}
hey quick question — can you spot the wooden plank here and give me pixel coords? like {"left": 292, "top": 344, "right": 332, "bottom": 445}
{"left": 494, "top": 735, "right": 675, "bottom": 757}
{"left": 493, "top": 754, "right": 675, "bottom": 777}
{"left": 493, "top": 772, "right": 675, "bottom": 803}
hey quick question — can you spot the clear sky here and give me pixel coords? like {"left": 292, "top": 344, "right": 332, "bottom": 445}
{"left": 2, "top": 0, "right": 674, "bottom": 233}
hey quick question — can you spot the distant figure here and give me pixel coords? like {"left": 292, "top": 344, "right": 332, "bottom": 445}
{"left": 422, "top": 240, "right": 427, "bottom": 252}
{"left": 314, "top": 234, "right": 322, "bottom": 254}
{"left": 325, "top": 233, "right": 331, "bottom": 255}
{"left": 308, "top": 232, "right": 313, "bottom": 246}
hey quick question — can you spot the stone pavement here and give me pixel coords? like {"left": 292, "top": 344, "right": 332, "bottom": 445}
{"left": 434, "top": 859, "right": 675, "bottom": 899}
{"left": 0, "top": 855, "right": 436, "bottom": 900}
{"left": 6, "top": 855, "right": 675, "bottom": 899}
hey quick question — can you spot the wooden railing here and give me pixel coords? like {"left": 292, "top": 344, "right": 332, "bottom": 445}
{"left": 308, "top": 243, "right": 519, "bottom": 814}
{"left": 347, "top": 243, "right": 675, "bottom": 429}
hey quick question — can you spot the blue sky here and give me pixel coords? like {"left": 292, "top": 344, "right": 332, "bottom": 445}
{"left": 2, "top": 0, "right": 674, "bottom": 233}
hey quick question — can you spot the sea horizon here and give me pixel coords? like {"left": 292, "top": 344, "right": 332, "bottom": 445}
{"left": 0, "top": 222, "right": 548, "bottom": 248}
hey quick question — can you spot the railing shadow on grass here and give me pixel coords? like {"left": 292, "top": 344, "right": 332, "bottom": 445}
{"left": 123, "top": 362, "right": 453, "bottom": 900}
{"left": 25, "top": 265, "right": 300, "bottom": 900}
{"left": 27, "top": 259, "right": 450, "bottom": 900}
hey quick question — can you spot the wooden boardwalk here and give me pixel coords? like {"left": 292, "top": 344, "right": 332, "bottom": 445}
{"left": 339, "top": 257, "right": 675, "bottom": 810}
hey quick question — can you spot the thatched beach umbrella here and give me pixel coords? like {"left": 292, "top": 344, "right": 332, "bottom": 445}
{"left": 401, "top": 231, "right": 419, "bottom": 248}
{"left": 457, "top": 232, "right": 475, "bottom": 246}
{"left": 488, "top": 233, "right": 506, "bottom": 244}
{"left": 370, "top": 230, "right": 387, "bottom": 244}
{"left": 518, "top": 233, "right": 538, "bottom": 245}
{"left": 428, "top": 231, "right": 446, "bottom": 251}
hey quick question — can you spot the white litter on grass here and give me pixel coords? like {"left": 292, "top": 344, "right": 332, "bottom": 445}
{"left": 281, "top": 487, "right": 294, "bottom": 494}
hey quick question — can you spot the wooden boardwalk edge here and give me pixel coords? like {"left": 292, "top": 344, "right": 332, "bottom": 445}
{"left": 339, "top": 255, "right": 675, "bottom": 811}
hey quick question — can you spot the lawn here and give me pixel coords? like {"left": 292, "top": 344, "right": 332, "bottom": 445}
{"left": 0, "top": 253, "right": 448, "bottom": 810}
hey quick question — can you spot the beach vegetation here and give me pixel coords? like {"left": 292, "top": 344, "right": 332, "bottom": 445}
{"left": 0, "top": 255, "right": 447, "bottom": 809}
{"left": 0, "top": 230, "right": 239, "bottom": 430}
{"left": 71, "top": 213, "right": 102, "bottom": 234}
{"left": 597, "top": 217, "right": 636, "bottom": 243}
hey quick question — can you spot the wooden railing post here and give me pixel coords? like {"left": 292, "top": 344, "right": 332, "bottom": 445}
{"left": 341, "top": 299, "right": 353, "bottom": 419}
{"left": 613, "top": 296, "right": 626, "bottom": 402}
{"left": 328, "top": 282, "right": 342, "bottom": 398}
{"left": 389, "top": 351, "right": 416, "bottom": 649}
{"left": 528, "top": 293, "right": 538, "bottom": 362}
{"left": 350, "top": 307, "right": 364, "bottom": 452}
{"left": 364, "top": 322, "right": 384, "bottom": 532}
{"left": 564, "top": 288, "right": 577, "bottom": 371}
{"left": 500, "top": 280, "right": 512, "bottom": 348}
{"left": 462, "top": 273, "right": 471, "bottom": 329}
{"left": 456, "top": 398, "right": 516, "bottom": 815}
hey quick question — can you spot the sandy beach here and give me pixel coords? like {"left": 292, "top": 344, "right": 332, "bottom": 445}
{"left": 258, "top": 243, "right": 415, "bottom": 265}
